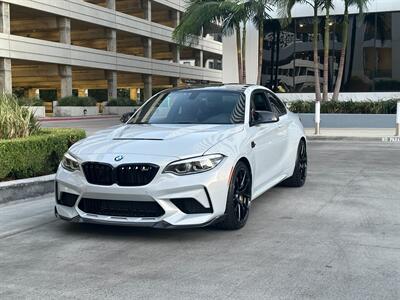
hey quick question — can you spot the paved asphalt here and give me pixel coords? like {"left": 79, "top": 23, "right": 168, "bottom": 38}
{"left": 0, "top": 140, "right": 399, "bottom": 299}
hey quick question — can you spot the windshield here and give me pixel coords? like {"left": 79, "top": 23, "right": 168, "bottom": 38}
{"left": 129, "top": 89, "right": 245, "bottom": 125}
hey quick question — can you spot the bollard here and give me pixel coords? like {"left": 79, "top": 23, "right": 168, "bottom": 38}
{"left": 396, "top": 100, "right": 400, "bottom": 136}
{"left": 315, "top": 100, "right": 320, "bottom": 135}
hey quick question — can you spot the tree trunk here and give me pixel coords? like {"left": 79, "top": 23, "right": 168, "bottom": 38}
{"left": 257, "top": 24, "right": 264, "bottom": 85}
{"left": 332, "top": 7, "right": 349, "bottom": 101}
{"left": 235, "top": 24, "right": 243, "bottom": 84}
{"left": 323, "top": 8, "right": 330, "bottom": 101}
{"left": 313, "top": 5, "right": 322, "bottom": 102}
{"left": 242, "top": 24, "right": 247, "bottom": 84}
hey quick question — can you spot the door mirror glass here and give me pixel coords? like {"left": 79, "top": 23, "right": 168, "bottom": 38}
{"left": 251, "top": 111, "right": 279, "bottom": 126}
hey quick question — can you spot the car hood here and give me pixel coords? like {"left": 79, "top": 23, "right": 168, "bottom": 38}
{"left": 70, "top": 124, "right": 243, "bottom": 159}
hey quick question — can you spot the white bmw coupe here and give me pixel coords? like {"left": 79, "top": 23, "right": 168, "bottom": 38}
{"left": 55, "top": 85, "right": 307, "bottom": 229}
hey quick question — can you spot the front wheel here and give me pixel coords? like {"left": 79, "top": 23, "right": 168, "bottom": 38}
{"left": 280, "top": 139, "right": 307, "bottom": 187}
{"left": 216, "top": 161, "right": 252, "bottom": 230}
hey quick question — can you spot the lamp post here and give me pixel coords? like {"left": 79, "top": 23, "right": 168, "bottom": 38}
{"left": 396, "top": 99, "right": 400, "bottom": 136}
{"left": 315, "top": 100, "right": 320, "bottom": 135}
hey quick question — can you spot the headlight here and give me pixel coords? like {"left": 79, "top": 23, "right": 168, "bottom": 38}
{"left": 61, "top": 153, "right": 80, "bottom": 172}
{"left": 163, "top": 154, "right": 225, "bottom": 175}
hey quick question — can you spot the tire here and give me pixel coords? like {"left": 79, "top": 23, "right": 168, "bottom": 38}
{"left": 216, "top": 161, "right": 252, "bottom": 230}
{"left": 280, "top": 139, "right": 307, "bottom": 187}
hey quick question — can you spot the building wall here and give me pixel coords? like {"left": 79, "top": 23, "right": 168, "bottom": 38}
{"left": 0, "top": 0, "right": 223, "bottom": 101}
{"left": 223, "top": 0, "right": 400, "bottom": 100}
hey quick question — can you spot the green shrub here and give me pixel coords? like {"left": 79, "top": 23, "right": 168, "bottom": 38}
{"left": 288, "top": 100, "right": 398, "bottom": 114}
{"left": 106, "top": 97, "right": 137, "bottom": 106}
{"left": 57, "top": 96, "right": 96, "bottom": 106}
{"left": 17, "top": 97, "right": 44, "bottom": 107}
{"left": 0, "top": 94, "right": 41, "bottom": 139}
{"left": 0, "top": 128, "right": 86, "bottom": 181}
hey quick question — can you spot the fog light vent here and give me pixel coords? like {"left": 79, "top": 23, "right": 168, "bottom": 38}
{"left": 170, "top": 198, "right": 212, "bottom": 214}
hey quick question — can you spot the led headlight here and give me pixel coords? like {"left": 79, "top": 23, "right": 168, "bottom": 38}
{"left": 61, "top": 153, "right": 80, "bottom": 172}
{"left": 163, "top": 154, "right": 225, "bottom": 175}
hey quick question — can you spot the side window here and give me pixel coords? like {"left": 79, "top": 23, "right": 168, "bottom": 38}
{"left": 267, "top": 93, "right": 287, "bottom": 116}
{"left": 250, "top": 91, "right": 271, "bottom": 112}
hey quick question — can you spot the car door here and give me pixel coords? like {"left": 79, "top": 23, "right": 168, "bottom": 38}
{"left": 247, "top": 90, "right": 283, "bottom": 191}
{"left": 266, "top": 92, "right": 291, "bottom": 173}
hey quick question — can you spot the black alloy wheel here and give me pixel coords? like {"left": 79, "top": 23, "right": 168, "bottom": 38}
{"left": 216, "top": 161, "right": 252, "bottom": 230}
{"left": 280, "top": 139, "right": 307, "bottom": 187}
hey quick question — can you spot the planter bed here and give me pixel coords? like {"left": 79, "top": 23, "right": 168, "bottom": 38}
{"left": 54, "top": 106, "right": 98, "bottom": 117}
{"left": 103, "top": 106, "right": 140, "bottom": 115}
{"left": 23, "top": 106, "right": 46, "bottom": 118}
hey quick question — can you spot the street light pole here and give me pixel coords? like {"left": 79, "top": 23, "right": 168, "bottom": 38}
{"left": 396, "top": 99, "right": 400, "bottom": 136}
{"left": 315, "top": 100, "right": 320, "bottom": 135}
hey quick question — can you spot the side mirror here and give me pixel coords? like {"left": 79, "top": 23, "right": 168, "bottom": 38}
{"left": 251, "top": 111, "right": 279, "bottom": 126}
{"left": 120, "top": 109, "right": 136, "bottom": 123}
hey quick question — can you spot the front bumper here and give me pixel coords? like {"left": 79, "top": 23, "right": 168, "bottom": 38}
{"left": 55, "top": 157, "right": 232, "bottom": 228}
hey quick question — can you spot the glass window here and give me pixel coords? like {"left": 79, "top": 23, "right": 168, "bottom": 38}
{"left": 129, "top": 90, "right": 245, "bottom": 125}
{"left": 251, "top": 91, "right": 271, "bottom": 112}
{"left": 267, "top": 93, "right": 287, "bottom": 116}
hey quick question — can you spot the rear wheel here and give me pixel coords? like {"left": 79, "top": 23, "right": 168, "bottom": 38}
{"left": 216, "top": 161, "right": 252, "bottom": 230}
{"left": 280, "top": 139, "right": 307, "bottom": 187}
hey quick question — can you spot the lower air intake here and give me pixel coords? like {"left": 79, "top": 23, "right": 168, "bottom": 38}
{"left": 78, "top": 198, "right": 165, "bottom": 218}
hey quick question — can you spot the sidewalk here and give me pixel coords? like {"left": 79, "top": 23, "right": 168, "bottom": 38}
{"left": 304, "top": 128, "right": 398, "bottom": 140}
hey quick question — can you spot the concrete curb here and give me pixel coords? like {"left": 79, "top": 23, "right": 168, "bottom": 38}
{"left": 39, "top": 115, "right": 119, "bottom": 122}
{"left": 306, "top": 135, "right": 383, "bottom": 141}
{"left": 0, "top": 174, "right": 55, "bottom": 204}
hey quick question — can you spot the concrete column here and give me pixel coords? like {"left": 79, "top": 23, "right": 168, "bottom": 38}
{"left": 143, "top": 37, "right": 152, "bottom": 58}
{"left": 106, "top": 29, "right": 117, "bottom": 52}
{"left": 106, "top": 0, "right": 116, "bottom": 10}
{"left": 59, "top": 65, "right": 72, "bottom": 98}
{"left": 0, "top": 3, "right": 11, "bottom": 94}
{"left": 199, "top": 50, "right": 204, "bottom": 68}
{"left": 0, "top": 2, "right": 10, "bottom": 34}
{"left": 58, "top": 17, "right": 71, "bottom": 44}
{"left": 172, "top": 45, "right": 180, "bottom": 63}
{"left": 144, "top": 0, "right": 151, "bottom": 21}
{"left": 0, "top": 58, "right": 12, "bottom": 93}
{"left": 107, "top": 70, "right": 117, "bottom": 100}
{"left": 143, "top": 74, "right": 152, "bottom": 101}
{"left": 130, "top": 88, "right": 138, "bottom": 101}
{"left": 172, "top": 10, "right": 180, "bottom": 28}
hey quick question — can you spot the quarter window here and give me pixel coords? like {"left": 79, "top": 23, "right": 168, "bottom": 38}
{"left": 267, "top": 93, "right": 287, "bottom": 116}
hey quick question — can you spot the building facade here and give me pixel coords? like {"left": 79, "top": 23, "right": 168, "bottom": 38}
{"left": 0, "top": 0, "right": 222, "bottom": 102}
{"left": 223, "top": 0, "right": 400, "bottom": 100}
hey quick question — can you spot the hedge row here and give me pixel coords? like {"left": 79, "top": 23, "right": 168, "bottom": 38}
{"left": 0, "top": 128, "right": 86, "bottom": 181}
{"left": 288, "top": 100, "right": 398, "bottom": 114}
{"left": 107, "top": 97, "right": 137, "bottom": 106}
{"left": 57, "top": 96, "right": 97, "bottom": 106}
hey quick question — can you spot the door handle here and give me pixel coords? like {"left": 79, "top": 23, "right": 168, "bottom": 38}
{"left": 251, "top": 141, "right": 256, "bottom": 148}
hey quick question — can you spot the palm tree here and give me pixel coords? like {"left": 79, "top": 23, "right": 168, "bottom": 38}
{"left": 278, "top": 0, "right": 324, "bottom": 102}
{"left": 332, "top": 0, "right": 369, "bottom": 101}
{"left": 322, "top": 0, "right": 333, "bottom": 102}
{"left": 172, "top": 0, "right": 248, "bottom": 83}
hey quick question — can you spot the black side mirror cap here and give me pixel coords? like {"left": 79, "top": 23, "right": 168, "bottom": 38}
{"left": 251, "top": 111, "right": 279, "bottom": 126}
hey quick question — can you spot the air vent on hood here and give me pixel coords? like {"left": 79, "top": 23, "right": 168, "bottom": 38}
{"left": 113, "top": 138, "right": 164, "bottom": 141}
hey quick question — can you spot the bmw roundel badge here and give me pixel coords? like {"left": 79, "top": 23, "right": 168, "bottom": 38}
{"left": 114, "top": 155, "right": 124, "bottom": 162}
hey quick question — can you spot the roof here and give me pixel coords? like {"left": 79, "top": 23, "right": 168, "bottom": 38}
{"left": 165, "top": 84, "right": 255, "bottom": 93}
